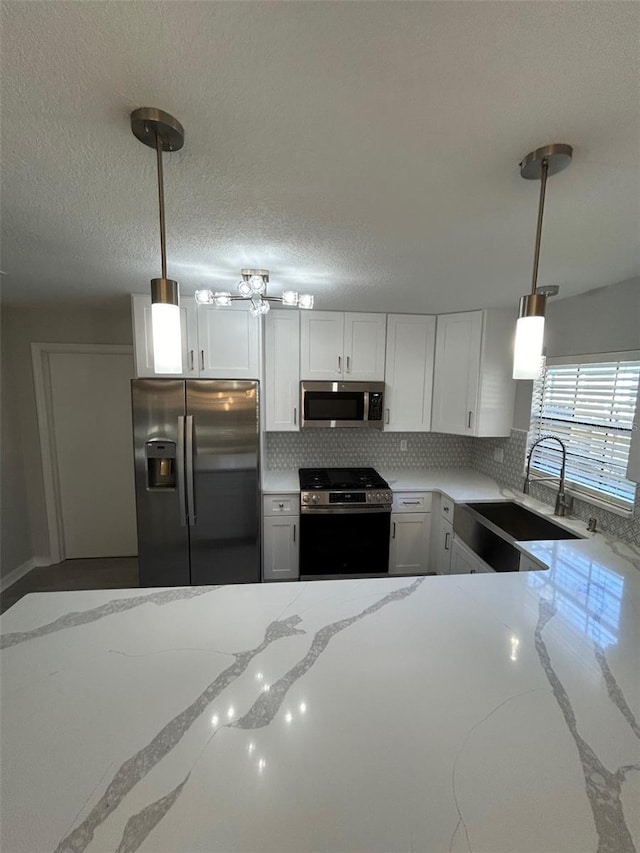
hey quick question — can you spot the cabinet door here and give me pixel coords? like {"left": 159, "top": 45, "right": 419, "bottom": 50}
{"left": 450, "top": 538, "right": 494, "bottom": 574}
{"left": 384, "top": 314, "right": 436, "bottom": 431}
{"left": 343, "top": 313, "right": 387, "bottom": 381}
{"left": 300, "top": 312, "right": 344, "bottom": 380}
{"left": 436, "top": 518, "right": 453, "bottom": 575}
{"left": 431, "top": 311, "right": 483, "bottom": 435}
{"left": 264, "top": 311, "right": 300, "bottom": 431}
{"left": 197, "top": 303, "right": 260, "bottom": 379}
{"left": 262, "top": 516, "right": 299, "bottom": 581}
{"left": 131, "top": 294, "right": 197, "bottom": 378}
{"left": 389, "top": 513, "right": 431, "bottom": 574}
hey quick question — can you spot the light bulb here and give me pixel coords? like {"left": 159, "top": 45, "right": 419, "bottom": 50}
{"left": 281, "top": 290, "right": 299, "bottom": 306}
{"left": 238, "top": 280, "right": 252, "bottom": 297}
{"left": 298, "top": 294, "right": 314, "bottom": 310}
{"left": 249, "top": 274, "right": 266, "bottom": 294}
{"left": 151, "top": 303, "right": 182, "bottom": 373}
{"left": 214, "top": 292, "right": 232, "bottom": 307}
{"left": 249, "top": 297, "right": 270, "bottom": 317}
{"left": 195, "top": 289, "right": 214, "bottom": 305}
{"left": 513, "top": 315, "right": 545, "bottom": 379}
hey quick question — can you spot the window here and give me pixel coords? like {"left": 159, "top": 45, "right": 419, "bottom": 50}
{"left": 529, "top": 353, "right": 640, "bottom": 511}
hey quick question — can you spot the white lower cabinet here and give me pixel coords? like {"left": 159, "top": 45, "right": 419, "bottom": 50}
{"left": 435, "top": 518, "right": 453, "bottom": 575}
{"left": 262, "top": 494, "right": 299, "bottom": 581}
{"left": 389, "top": 492, "right": 432, "bottom": 574}
{"left": 450, "top": 537, "right": 494, "bottom": 574}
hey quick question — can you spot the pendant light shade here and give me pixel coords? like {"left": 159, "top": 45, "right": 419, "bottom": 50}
{"left": 131, "top": 108, "right": 184, "bottom": 374}
{"left": 150, "top": 278, "right": 182, "bottom": 374}
{"left": 512, "top": 143, "right": 572, "bottom": 380}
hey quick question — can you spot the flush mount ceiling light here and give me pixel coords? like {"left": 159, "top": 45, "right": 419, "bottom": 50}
{"left": 195, "top": 270, "right": 314, "bottom": 317}
{"left": 131, "top": 107, "right": 184, "bottom": 374}
{"left": 513, "top": 143, "right": 573, "bottom": 380}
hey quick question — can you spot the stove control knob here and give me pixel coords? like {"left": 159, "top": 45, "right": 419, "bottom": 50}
{"left": 311, "top": 494, "right": 320, "bottom": 504}
{"left": 302, "top": 494, "right": 310, "bottom": 503}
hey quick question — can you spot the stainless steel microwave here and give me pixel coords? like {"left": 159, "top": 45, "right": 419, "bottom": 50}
{"left": 300, "top": 382, "right": 385, "bottom": 429}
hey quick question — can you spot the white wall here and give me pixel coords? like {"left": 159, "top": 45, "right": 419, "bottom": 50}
{"left": 0, "top": 303, "right": 132, "bottom": 579}
{"left": 513, "top": 276, "right": 640, "bottom": 430}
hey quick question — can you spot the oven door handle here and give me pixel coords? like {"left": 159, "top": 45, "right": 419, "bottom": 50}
{"left": 301, "top": 506, "right": 392, "bottom": 515}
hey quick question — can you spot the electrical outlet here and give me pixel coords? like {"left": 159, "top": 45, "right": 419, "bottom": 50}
{"left": 493, "top": 448, "right": 504, "bottom": 464}
{"left": 400, "top": 439, "right": 408, "bottom": 452}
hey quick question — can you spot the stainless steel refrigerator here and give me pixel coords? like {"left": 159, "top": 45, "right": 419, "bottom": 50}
{"left": 131, "top": 379, "right": 260, "bottom": 586}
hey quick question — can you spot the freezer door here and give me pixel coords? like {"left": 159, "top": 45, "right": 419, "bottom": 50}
{"left": 131, "top": 380, "right": 190, "bottom": 586}
{"left": 186, "top": 380, "right": 261, "bottom": 584}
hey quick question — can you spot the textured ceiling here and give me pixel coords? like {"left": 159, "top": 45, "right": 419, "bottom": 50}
{"left": 1, "top": 1, "right": 639, "bottom": 313}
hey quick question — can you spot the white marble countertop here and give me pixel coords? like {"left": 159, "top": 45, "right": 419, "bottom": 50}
{"left": 2, "top": 537, "right": 639, "bottom": 851}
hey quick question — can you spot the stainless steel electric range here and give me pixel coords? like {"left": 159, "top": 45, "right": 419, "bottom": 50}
{"left": 299, "top": 467, "right": 392, "bottom": 578}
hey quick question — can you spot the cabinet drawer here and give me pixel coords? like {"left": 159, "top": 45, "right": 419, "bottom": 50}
{"left": 440, "top": 496, "right": 454, "bottom": 522}
{"left": 392, "top": 492, "right": 432, "bottom": 513}
{"left": 263, "top": 494, "right": 299, "bottom": 517}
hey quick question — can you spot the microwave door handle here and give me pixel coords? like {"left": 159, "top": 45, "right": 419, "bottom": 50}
{"left": 363, "top": 390, "right": 369, "bottom": 422}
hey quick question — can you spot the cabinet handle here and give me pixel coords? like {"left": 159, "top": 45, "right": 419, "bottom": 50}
{"left": 293, "top": 407, "right": 297, "bottom": 425}
{"left": 443, "top": 505, "right": 450, "bottom": 513}
{"left": 190, "top": 349, "right": 194, "bottom": 371}
{"left": 346, "top": 355, "right": 350, "bottom": 373}
{"left": 200, "top": 350, "right": 205, "bottom": 371}
{"left": 402, "top": 500, "right": 420, "bottom": 505}
{"left": 468, "top": 411, "right": 472, "bottom": 429}
{"left": 278, "top": 502, "right": 284, "bottom": 509}
{"left": 385, "top": 409, "right": 390, "bottom": 425}
{"left": 470, "top": 569, "right": 477, "bottom": 574}
{"left": 338, "top": 355, "right": 342, "bottom": 373}
{"left": 392, "top": 522, "right": 396, "bottom": 539}
{"left": 444, "top": 532, "right": 450, "bottom": 550}
{"left": 293, "top": 524, "right": 296, "bottom": 543}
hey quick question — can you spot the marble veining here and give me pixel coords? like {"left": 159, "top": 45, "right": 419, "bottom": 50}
{"left": 233, "top": 577, "right": 424, "bottom": 731}
{"left": 0, "top": 586, "right": 219, "bottom": 650}
{"left": 535, "top": 599, "right": 637, "bottom": 853}
{"left": 54, "top": 614, "right": 305, "bottom": 853}
{"left": 594, "top": 646, "right": 640, "bottom": 741}
{"left": 114, "top": 775, "right": 190, "bottom": 853}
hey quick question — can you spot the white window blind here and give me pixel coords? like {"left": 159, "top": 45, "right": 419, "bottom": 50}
{"left": 529, "top": 355, "right": 640, "bottom": 510}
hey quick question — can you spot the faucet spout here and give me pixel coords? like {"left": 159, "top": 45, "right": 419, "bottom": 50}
{"left": 523, "top": 434, "right": 572, "bottom": 516}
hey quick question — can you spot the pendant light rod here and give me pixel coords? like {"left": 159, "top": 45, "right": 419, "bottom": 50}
{"left": 530, "top": 157, "right": 548, "bottom": 296}
{"left": 155, "top": 131, "right": 168, "bottom": 280}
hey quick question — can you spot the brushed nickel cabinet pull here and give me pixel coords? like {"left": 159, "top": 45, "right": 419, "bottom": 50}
{"left": 293, "top": 407, "right": 297, "bottom": 425}
{"left": 385, "top": 409, "right": 390, "bottom": 425}
{"left": 293, "top": 524, "right": 296, "bottom": 543}
{"left": 189, "top": 349, "right": 194, "bottom": 371}
{"left": 338, "top": 355, "right": 342, "bottom": 373}
{"left": 346, "top": 355, "right": 350, "bottom": 372}
{"left": 200, "top": 350, "right": 205, "bottom": 371}
{"left": 468, "top": 411, "right": 472, "bottom": 429}
{"left": 392, "top": 522, "right": 396, "bottom": 539}
{"left": 444, "top": 532, "right": 450, "bottom": 550}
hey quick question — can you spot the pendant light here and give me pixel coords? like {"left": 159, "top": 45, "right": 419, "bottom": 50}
{"left": 513, "top": 143, "right": 573, "bottom": 380}
{"left": 131, "top": 108, "right": 184, "bottom": 374}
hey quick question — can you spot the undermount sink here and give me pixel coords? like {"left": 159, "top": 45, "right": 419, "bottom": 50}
{"left": 464, "top": 501, "right": 581, "bottom": 542}
{"left": 454, "top": 501, "right": 582, "bottom": 573}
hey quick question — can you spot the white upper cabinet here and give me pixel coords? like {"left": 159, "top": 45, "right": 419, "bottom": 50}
{"left": 384, "top": 314, "right": 436, "bottom": 431}
{"left": 300, "top": 312, "right": 344, "bottom": 380}
{"left": 131, "top": 294, "right": 198, "bottom": 378}
{"left": 300, "top": 311, "right": 386, "bottom": 381}
{"left": 197, "top": 302, "right": 260, "bottom": 380}
{"left": 343, "top": 313, "right": 387, "bottom": 381}
{"left": 264, "top": 310, "right": 300, "bottom": 432}
{"left": 431, "top": 309, "right": 515, "bottom": 437}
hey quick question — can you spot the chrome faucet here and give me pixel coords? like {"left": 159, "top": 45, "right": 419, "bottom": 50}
{"left": 523, "top": 435, "right": 573, "bottom": 517}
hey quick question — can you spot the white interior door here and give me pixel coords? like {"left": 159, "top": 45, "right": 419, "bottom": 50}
{"left": 49, "top": 351, "right": 137, "bottom": 558}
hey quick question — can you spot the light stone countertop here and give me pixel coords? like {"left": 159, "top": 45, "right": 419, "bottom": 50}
{"left": 2, "top": 528, "right": 640, "bottom": 851}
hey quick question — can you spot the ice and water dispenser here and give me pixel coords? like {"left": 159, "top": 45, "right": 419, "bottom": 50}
{"left": 145, "top": 439, "right": 177, "bottom": 489}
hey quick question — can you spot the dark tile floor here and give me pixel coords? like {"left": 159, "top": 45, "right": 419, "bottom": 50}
{"left": 0, "top": 557, "right": 140, "bottom": 614}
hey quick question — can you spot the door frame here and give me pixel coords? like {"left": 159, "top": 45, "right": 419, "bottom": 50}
{"left": 31, "top": 342, "right": 134, "bottom": 564}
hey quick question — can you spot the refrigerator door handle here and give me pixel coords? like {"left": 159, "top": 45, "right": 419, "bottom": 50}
{"left": 185, "top": 415, "right": 196, "bottom": 526}
{"left": 177, "top": 416, "right": 187, "bottom": 526}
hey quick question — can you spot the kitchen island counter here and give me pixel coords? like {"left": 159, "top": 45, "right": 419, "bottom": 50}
{"left": 2, "top": 540, "right": 639, "bottom": 852}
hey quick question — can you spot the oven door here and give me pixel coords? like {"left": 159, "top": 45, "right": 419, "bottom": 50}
{"left": 300, "top": 507, "right": 391, "bottom": 577}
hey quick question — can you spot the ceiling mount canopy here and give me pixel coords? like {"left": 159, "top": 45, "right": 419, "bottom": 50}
{"left": 512, "top": 143, "right": 573, "bottom": 380}
{"left": 131, "top": 107, "right": 184, "bottom": 374}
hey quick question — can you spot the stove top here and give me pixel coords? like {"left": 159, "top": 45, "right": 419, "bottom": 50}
{"left": 299, "top": 467, "right": 389, "bottom": 491}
